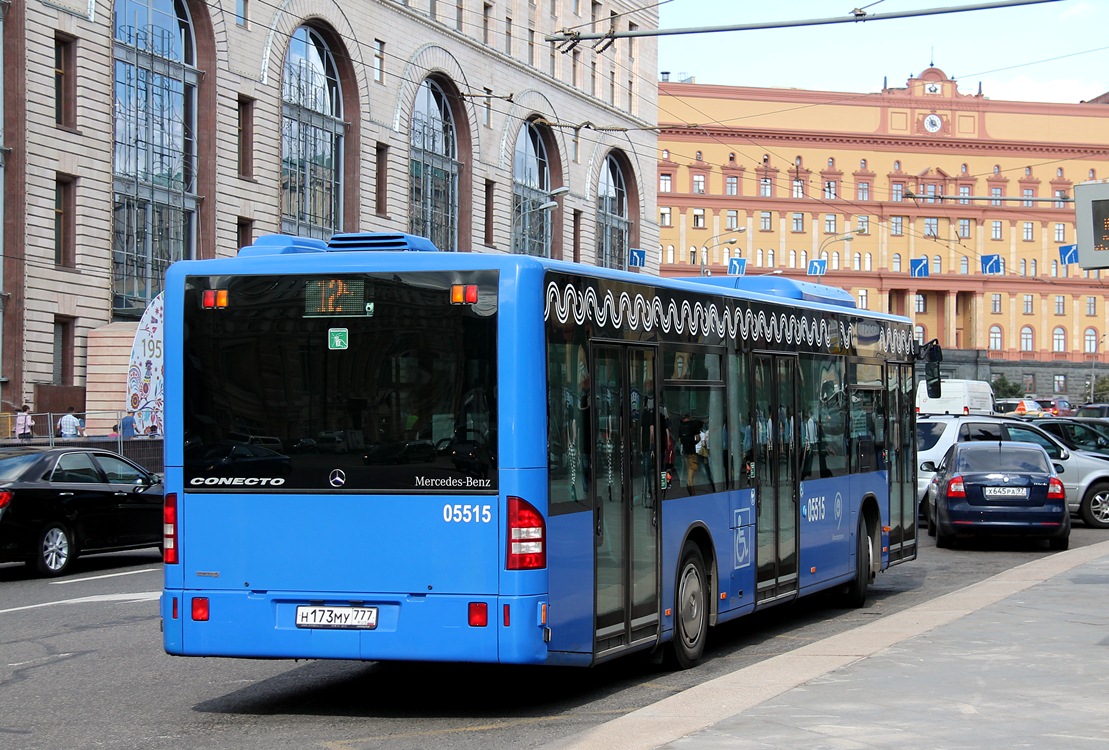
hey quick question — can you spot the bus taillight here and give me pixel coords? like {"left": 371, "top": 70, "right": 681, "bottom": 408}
{"left": 164, "top": 493, "right": 178, "bottom": 564}
{"left": 506, "top": 496, "right": 546, "bottom": 570}
{"left": 202, "top": 289, "right": 228, "bottom": 309}
{"left": 450, "top": 284, "right": 478, "bottom": 304}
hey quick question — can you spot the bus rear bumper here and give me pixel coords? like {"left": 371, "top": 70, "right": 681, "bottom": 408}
{"left": 161, "top": 589, "right": 550, "bottom": 664}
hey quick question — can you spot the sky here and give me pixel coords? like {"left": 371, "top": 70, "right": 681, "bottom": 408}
{"left": 656, "top": 0, "right": 1109, "bottom": 103}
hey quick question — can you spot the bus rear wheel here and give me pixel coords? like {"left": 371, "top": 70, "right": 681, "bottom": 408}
{"left": 670, "top": 541, "right": 708, "bottom": 669}
{"left": 841, "top": 517, "right": 872, "bottom": 608}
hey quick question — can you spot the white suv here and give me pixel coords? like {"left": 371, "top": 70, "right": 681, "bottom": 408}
{"left": 916, "top": 414, "right": 1109, "bottom": 529}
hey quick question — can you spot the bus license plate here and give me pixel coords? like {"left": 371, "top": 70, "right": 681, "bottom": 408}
{"left": 295, "top": 605, "right": 378, "bottom": 629}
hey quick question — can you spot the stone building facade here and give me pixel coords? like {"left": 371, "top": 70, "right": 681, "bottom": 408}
{"left": 2, "top": 0, "right": 659, "bottom": 421}
{"left": 656, "top": 70, "right": 1109, "bottom": 402}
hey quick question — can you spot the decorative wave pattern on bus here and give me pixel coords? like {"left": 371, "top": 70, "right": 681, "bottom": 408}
{"left": 543, "top": 281, "right": 914, "bottom": 356}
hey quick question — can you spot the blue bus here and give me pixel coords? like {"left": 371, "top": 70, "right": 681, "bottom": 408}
{"left": 161, "top": 232, "right": 928, "bottom": 668}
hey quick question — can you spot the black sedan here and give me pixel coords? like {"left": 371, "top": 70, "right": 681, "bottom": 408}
{"left": 921, "top": 441, "right": 1070, "bottom": 550}
{"left": 0, "top": 447, "right": 163, "bottom": 576}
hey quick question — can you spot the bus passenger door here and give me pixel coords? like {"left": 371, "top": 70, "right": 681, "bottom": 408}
{"left": 753, "top": 354, "right": 800, "bottom": 603}
{"left": 886, "top": 364, "right": 917, "bottom": 562}
{"left": 591, "top": 345, "right": 661, "bottom": 659}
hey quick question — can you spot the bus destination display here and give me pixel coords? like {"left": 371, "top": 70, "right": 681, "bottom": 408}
{"left": 304, "top": 278, "right": 372, "bottom": 318}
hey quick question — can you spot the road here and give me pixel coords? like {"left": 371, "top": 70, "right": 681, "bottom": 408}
{"left": 1, "top": 527, "right": 1104, "bottom": 750}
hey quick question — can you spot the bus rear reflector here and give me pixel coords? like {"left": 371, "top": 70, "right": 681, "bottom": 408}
{"left": 468, "top": 602, "right": 488, "bottom": 627}
{"left": 191, "top": 597, "right": 209, "bottom": 621}
{"left": 164, "top": 493, "right": 178, "bottom": 564}
{"left": 507, "top": 496, "right": 546, "bottom": 570}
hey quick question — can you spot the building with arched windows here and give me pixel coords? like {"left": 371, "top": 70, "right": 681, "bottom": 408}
{"left": 657, "top": 70, "right": 1109, "bottom": 402}
{"left": 2, "top": 1, "right": 659, "bottom": 417}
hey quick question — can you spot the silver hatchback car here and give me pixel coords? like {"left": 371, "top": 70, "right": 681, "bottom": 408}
{"left": 916, "top": 414, "right": 1109, "bottom": 529}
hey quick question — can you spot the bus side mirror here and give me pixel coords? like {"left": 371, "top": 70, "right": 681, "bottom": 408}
{"left": 915, "top": 338, "right": 943, "bottom": 399}
{"left": 925, "top": 361, "right": 941, "bottom": 400}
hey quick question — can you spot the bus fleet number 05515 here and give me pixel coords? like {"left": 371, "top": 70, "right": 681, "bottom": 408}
{"left": 443, "top": 504, "right": 493, "bottom": 523}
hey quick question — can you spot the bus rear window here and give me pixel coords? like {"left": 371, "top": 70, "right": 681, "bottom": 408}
{"left": 181, "top": 271, "right": 498, "bottom": 493}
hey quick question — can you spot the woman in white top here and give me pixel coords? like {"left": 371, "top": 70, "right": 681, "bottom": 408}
{"left": 15, "top": 405, "right": 34, "bottom": 440}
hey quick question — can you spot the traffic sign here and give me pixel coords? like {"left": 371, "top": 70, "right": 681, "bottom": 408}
{"left": 1059, "top": 244, "right": 1078, "bottom": 265}
{"left": 807, "top": 259, "right": 827, "bottom": 276}
{"left": 909, "top": 258, "right": 929, "bottom": 277}
{"left": 629, "top": 248, "right": 646, "bottom": 268}
{"left": 728, "top": 257, "right": 747, "bottom": 276}
{"left": 980, "top": 254, "right": 1001, "bottom": 274}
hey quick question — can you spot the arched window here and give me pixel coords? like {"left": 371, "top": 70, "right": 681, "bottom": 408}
{"left": 661, "top": 149, "right": 669, "bottom": 159}
{"left": 695, "top": 150, "right": 702, "bottom": 161}
{"left": 999, "top": 258, "right": 1006, "bottom": 274}
{"left": 1051, "top": 260, "right": 1059, "bottom": 277}
{"left": 512, "top": 121, "right": 556, "bottom": 256}
{"left": 1053, "top": 327, "right": 1067, "bottom": 352}
{"left": 1057, "top": 167, "right": 1063, "bottom": 177}
{"left": 860, "top": 159, "right": 867, "bottom": 170}
{"left": 1030, "top": 259, "right": 1038, "bottom": 275}
{"left": 1021, "top": 326, "right": 1034, "bottom": 351}
{"left": 800, "top": 250, "right": 808, "bottom": 266}
{"left": 411, "top": 77, "right": 460, "bottom": 251}
{"left": 989, "top": 325, "right": 1002, "bottom": 350}
{"left": 827, "top": 157, "right": 835, "bottom": 168}
{"left": 831, "top": 251, "right": 840, "bottom": 270}
{"left": 597, "top": 153, "right": 631, "bottom": 269}
{"left": 112, "top": 0, "right": 199, "bottom": 318}
{"left": 282, "top": 26, "right": 345, "bottom": 239}
{"left": 756, "top": 248, "right": 764, "bottom": 266}
{"left": 892, "top": 253, "right": 902, "bottom": 272}
{"left": 961, "top": 163, "right": 968, "bottom": 174}
{"left": 993, "top": 165, "right": 1001, "bottom": 174}
{"left": 852, "top": 252, "right": 861, "bottom": 271}
{"left": 1085, "top": 328, "right": 1100, "bottom": 353}
{"left": 767, "top": 248, "right": 775, "bottom": 267}
{"left": 666, "top": 244, "right": 674, "bottom": 264}
{"left": 960, "top": 256, "right": 969, "bottom": 274}
{"left": 865, "top": 253, "right": 873, "bottom": 271}
{"left": 1025, "top": 166, "right": 1032, "bottom": 176}
{"left": 789, "top": 249, "right": 797, "bottom": 268}
{"left": 893, "top": 160, "right": 901, "bottom": 171}
{"left": 1020, "top": 259, "right": 1027, "bottom": 275}
{"left": 932, "top": 255, "right": 941, "bottom": 274}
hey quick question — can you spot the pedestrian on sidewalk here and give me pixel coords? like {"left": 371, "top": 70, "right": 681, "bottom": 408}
{"left": 15, "top": 405, "right": 35, "bottom": 441}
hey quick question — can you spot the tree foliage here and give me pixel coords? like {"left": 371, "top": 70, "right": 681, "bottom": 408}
{"left": 991, "top": 375, "right": 1023, "bottom": 399}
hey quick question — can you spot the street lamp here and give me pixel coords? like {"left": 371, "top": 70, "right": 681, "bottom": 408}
{"left": 514, "top": 186, "right": 568, "bottom": 257}
{"left": 818, "top": 230, "right": 855, "bottom": 258}
{"left": 700, "top": 228, "right": 746, "bottom": 276}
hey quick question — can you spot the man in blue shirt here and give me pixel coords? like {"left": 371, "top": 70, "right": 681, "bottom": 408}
{"left": 121, "top": 411, "right": 137, "bottom": 439}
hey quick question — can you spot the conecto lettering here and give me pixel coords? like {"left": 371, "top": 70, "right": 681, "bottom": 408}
{"left": 189, "top": 477, "right": 287, "bottom": 486}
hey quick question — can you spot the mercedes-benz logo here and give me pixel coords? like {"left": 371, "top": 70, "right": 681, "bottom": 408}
{"left": 329, "top": 469, "right": 346, "bottom": 488}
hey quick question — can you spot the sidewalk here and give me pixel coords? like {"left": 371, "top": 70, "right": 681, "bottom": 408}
{"left": 554, "top": 539, "right": 1109, "bottom": 750}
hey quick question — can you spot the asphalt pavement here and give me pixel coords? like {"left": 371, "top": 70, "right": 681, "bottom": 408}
{"left": 550, "top": 538, "right": 1109, "bottom": 750}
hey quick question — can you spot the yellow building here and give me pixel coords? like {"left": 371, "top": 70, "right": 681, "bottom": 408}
{"left": 657, "top": 69, "right": 1109, "bottom": 400}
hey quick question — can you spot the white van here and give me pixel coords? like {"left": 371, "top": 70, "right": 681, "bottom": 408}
{"left": 916, "top": 379, "right": 994, "bottom": 415}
